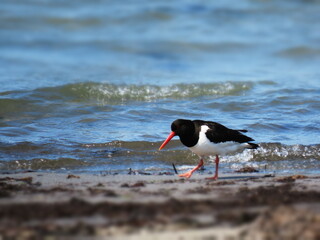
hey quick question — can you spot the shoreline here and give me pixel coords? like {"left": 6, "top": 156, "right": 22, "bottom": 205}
{"left": 1, "top": 172, "right": 320, "bottom": 239}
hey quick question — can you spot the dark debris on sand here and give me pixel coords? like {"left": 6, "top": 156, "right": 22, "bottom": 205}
{"left": 0, "top": 174, "right": 319, "bottom": 239}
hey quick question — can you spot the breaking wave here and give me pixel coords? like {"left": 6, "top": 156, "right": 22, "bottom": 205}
{"left": 0, "top": 141, "right": 319, "bottom": 174}
{"left": 66, "top": 82, "right": 253, "bottom": 103}
{"left": 0, "top": 81, "right": 253, "bottom": 106}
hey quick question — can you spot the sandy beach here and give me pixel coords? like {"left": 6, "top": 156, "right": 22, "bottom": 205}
{"left": 0, "top": 172, "right": 319, "bottom": 239}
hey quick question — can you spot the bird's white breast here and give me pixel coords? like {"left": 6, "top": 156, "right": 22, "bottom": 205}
{"left": 189, "top": 125, "right": 249, "bottom": 157}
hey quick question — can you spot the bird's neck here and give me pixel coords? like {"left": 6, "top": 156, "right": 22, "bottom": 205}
{"left": 179, "top": 131, "right": 199, "bottom": 147}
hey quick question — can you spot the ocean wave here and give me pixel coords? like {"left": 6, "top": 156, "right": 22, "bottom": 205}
{"left": 222, "top": 143, "right": 320, "bottom": 163}
{"left": 2, "top": 141, "right": 319, "bottom": 161}
{"left": 0, "top": 81, "right": 254, "bottom": 108}
{"left": 1, "top": 141, "right": 319, "bottom": 173}
{"left": 156, "top": 142, "right": 320, "bottom": 164}
{"left": 36, "top": 81, "right": 253, "bottom": 104}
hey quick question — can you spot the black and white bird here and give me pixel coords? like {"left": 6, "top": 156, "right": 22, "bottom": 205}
{"left": 159, "top": 119, "right": 259, "bottom": 180}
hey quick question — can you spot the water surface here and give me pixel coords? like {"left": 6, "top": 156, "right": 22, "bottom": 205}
{"left": 1, "top": 0, "right": 319, "bottom": 175}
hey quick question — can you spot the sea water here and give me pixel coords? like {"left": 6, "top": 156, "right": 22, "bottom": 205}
{"left": 0, "top": 0, "right": 319, "bottom": 175}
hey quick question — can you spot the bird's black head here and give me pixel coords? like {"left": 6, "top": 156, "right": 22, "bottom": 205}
{"left": 171, "top": 119, "right": 199, "bottom": 147}
{"left": 171, "top": 119, "right": 194, "bottom": 136}
{"left": 159, "top": 119, "right": 197, "bottom": 150}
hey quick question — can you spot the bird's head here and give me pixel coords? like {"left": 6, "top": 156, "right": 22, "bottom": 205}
{"left": 159, "top": 119, "right": 194, "bottom": 150}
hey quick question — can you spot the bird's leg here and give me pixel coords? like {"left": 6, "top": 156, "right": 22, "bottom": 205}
{"left": 179, "top": 158, "right": 204, "bottom": 178}
{"left": 206, "top": 155, "right": 220, "bottom": 180}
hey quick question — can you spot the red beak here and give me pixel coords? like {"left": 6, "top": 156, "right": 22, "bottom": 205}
{"left": 159, "top": 131, "right": 176, "bottom": 150}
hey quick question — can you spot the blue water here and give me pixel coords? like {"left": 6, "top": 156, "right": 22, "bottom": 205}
{"left": 0, "top": 0, "right": 319, "bottom": 175}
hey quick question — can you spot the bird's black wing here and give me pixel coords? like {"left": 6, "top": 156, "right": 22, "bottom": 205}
{"left": 194, "top": 120, "right": 254, "bottom": 144}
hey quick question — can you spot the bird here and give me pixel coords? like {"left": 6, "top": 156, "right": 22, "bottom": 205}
{"left": 159, "top": 119, "right": 259, "bottom": 180}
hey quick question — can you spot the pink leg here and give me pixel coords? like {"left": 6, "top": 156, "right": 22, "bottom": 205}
{"left": 206, "top": 155, "right": 220, "bottom": 180}
{"left": 179, "top": 158, "right": 204, "bottom": 178}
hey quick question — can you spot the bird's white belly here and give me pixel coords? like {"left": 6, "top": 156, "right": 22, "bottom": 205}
{"left": 189, "top": 125, "right": 248, "bottom": 156}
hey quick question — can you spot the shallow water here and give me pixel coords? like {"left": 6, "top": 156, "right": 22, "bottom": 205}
{"left": 0, "top": 1, "right": 319, "bottom": 174}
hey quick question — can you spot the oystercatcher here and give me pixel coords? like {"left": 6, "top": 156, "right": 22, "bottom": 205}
{"left": 159, "top": 119, "right": 259, "bottom": 180}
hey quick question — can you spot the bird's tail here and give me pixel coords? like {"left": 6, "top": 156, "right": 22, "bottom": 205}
{"left": 247, "top": 143, "right": 259, "bottom": 149}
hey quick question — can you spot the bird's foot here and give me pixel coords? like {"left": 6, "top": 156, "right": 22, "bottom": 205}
{"left": 178, "top": 171, "right": 193, "bottom": 178}
{"left": 206, "top": 175, "right": 218, "bottom": 180}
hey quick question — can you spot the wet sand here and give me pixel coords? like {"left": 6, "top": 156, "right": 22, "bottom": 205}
{"left": 0, "top": 172, "right": 320, "bottom": 239}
